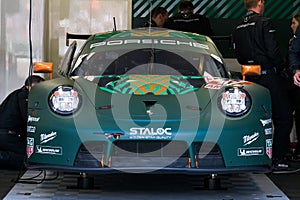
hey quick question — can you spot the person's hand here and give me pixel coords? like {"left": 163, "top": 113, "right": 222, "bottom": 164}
{"left": 294, "top": 70, "right": 300, "bottom": 87}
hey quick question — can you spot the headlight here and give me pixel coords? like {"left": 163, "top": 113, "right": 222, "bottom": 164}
{"left": 219, "top": 87, "right": 251, "bottom": 117}
{"left": 49, "top": 86, "right": 81, "bottom": 115}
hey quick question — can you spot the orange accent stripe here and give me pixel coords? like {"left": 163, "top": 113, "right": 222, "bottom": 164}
{"left": 101, "top": 154, "right": 105, "bottom": 168}
{"left": 195, "top": 155, "right": 199, "bottom": 168}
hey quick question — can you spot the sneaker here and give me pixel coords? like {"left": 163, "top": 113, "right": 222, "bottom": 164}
{"left": 272, "top": 161, "right": 299, "bottom": 173}
{"left": 272, "top": 162, "right": 289, "bottom": 170}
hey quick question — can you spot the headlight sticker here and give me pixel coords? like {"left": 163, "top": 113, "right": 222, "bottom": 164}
{"left": 49, "top": 86, "right": 81, "bottom": 115}
{"left": 219, "top": 87, "right": 251, "bottom": 117}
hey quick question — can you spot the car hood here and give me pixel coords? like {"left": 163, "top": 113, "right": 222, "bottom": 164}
{"left": 73, "top": 75, "right": 237, "bottom": 120}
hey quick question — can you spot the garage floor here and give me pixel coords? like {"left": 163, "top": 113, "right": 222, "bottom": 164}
{"left": 1, "top": 169, "right": 291, "bottom": 200}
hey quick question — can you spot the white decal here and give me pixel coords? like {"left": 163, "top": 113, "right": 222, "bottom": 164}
{"left": 129, "top": 128, "right": 172, "bottom": 139}
{"left": 236, "top": 22, "right": 256, "bottom": 29}
{"left": 90, "top": 39, "right": 209, "bottom": 50}
{"left": 210, "top": 54, "right": 223, "bottom": 64}
{"left": 204, "top": 72, "right": 214, "bottom": 83}
{"left": 266, "top": 139, "right": 272, "bottom": 159}
{"left": 36, "top": 145, "right": 62, "bottom": 155}
{"left": 27, "top": 126, "right": 36, "bottom": 133}
{"left": 27, "top": 137, "right": 34, "bottom": 158}
{"left": 260, "top": 118, "right": 272, "bottom": 127}
{"left": 243, "top": 132, "right": 259, "bottom": 146}
{"left": 203, "top": 74, "right": 227, "bottom": 90}
{"left": 264, "top": 128, "right": 273, "bottom": 135}
{"left": 204, "top": 83, "right": 223, "bottom": 90}
{"left": 130, "top": 128, "right": 171, "bottom": 136}
{"left": 28, "top": 115, "right": 40, "bottom": 122}
{"left": 238, "top": 147, "right": 264, "bottom": 156}
{"left": 40, "top": 131, "right": 57, "bottom": 144}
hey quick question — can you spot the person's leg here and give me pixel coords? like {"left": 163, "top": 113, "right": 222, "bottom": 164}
{"left": 0, "top": 150, "right": 25, "bottom": 168}
{"left": 293, "top": 86, "right": 300, "bottom": 158}
{"left": 0, "top": 132, "right": 26, "bottom": 168}
{"left": 257, "top": 74, "right": 293, "bottom": 164}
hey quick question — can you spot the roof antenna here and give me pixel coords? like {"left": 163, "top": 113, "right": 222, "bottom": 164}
{"left": 113, "top": 17, "right": 117, "bottom": 31}
{"left": 148, "top": 0, "right": 153, "bottom": 30}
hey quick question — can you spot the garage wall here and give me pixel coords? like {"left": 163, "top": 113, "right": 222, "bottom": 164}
{"left": 0, "top": 0, "right": 44, "bottom": 102}
{"left": 46, "top": 0, "right": 131, "bottom": 73}
{"left": 0, "top": 0, "right": 131, "bottom": 102}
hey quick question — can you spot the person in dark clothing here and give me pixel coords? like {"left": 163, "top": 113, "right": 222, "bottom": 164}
{"left": 143, "top": 6, "right": 169, "bottom": 28}
{"left": 0, "top": 75, "right": 44, "bottom": 169}
{"left": 289, "top": 12, "right": 300, "bottom": 160}
{"left": 232, "top": 0, "right": 293, "bottom": 170}
{"left": 164, "top": 0, "right": 213, "bottom": 36}
{"left": 290, "top": 15, "right": 300, "bottom": 86}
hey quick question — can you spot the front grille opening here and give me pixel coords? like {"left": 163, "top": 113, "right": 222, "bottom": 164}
{"left": 112, "top": 141, "right": 188, "bottom": 157}
{"left": 74, "top": 141, "right": 107, "bottom": 168}
{"left": 194, "top": 143, "right": 225, "bottom": 168}
{"left": 111, "top": 141, "right": 189, "bottom": 168}
{"left": 74, "top": 141, "right": 225, "bottom": 169}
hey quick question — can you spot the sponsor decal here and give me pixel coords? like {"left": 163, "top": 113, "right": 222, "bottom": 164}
{"left": 225, "top": 80, "right": 252, "bottom": 86}
{"left": 36, "top": 145, "right": 62, "bottom": 155}
{"left": 204, "top": 75, "right": 227, "bottom": 90}
{"left": 129, "top": 127, "right": 172, "bottom": 139}
{"left": 27, "top": 137, "right": 34, "bottom": 158}
{"left": 243, "top": 132, "right": 259, "bottom": 146}
{"left": 204, "top": 83, "right": 223, "bottom": 90}
{"left": 264, "top": 128, "right": 273, "bottom": 135}
{"left": 27, "top": 126, "right": 36, "bottom": 133}
{"left": 90, "top": 39, "right": 209, "bottom": 50}
{"left": 40, "top": 131, "right": 57, "bottom": 144}
{"left": 238, "top": 147, "right": 264, "bottom": 156}
{"left": 28, "top": 115, "right": 40, "bottom": 122}
{"left": 260, "top": 118, "right": 272, "bottom": 127}
{"left": 266, "top": 139, "right": 272, "bottom": 159}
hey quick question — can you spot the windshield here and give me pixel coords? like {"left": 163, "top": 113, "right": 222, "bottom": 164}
{"left": 73, "top": 47, "right": 227, "bottom": 78}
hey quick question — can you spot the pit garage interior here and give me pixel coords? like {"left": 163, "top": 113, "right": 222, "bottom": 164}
{"left": 1, "top": 0, "right": 300, "bottom": 199}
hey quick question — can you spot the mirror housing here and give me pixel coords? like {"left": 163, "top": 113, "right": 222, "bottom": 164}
{"left": 241, "top": 65, "right": 261, "bottom": 80}
{"left": 34, "top": 62, "right": 53, "bottom": 79}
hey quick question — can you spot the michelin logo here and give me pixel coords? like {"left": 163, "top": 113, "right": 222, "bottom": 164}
{"left": 238, "top": 147, "right": 264, "bottom": 156}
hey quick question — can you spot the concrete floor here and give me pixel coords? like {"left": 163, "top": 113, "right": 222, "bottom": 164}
{"left": 1, "top": 166, "right": 299, "bottom": 200}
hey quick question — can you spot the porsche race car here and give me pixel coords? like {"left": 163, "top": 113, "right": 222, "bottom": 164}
{"left": 26, "top": 28, "right": 273, "bottom": 174}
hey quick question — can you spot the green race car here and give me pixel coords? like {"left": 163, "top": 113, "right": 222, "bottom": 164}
{"left": 26, "top": 28, "right": 272, "bottom": 174}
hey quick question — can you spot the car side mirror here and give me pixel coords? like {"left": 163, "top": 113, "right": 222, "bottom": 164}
{"left": 241, "top": 65, "right": 261, "bottom": 80}
{"left": 33, "top": 62, "right": 53, "bottom": 79}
